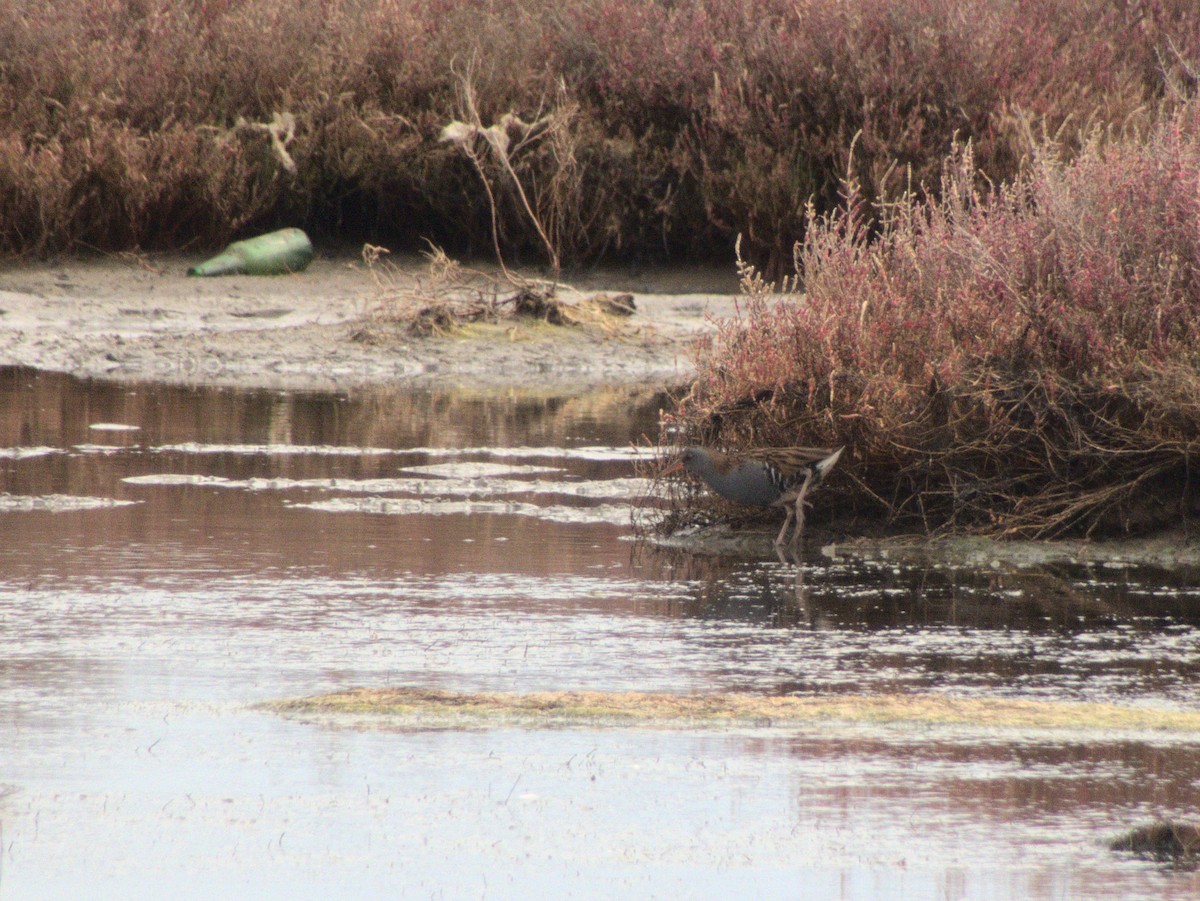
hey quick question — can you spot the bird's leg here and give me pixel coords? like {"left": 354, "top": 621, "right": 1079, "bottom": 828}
{"left": 774, "top": 506, "right": 795, "bottom": 547}
{"left": 789, "top": 496, "right": 805, "bottom": 548}
{"left": 787, "top": 470, "right": 814, "bottom": 548}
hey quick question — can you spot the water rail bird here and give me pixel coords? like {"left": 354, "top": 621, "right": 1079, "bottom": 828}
{"left": 662, "top": 446, "right": 844, "bottom": 547}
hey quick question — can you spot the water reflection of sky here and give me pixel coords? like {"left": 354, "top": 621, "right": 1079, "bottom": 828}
{"left": 2, "top": 367, "right": 1198, "bottom": 900}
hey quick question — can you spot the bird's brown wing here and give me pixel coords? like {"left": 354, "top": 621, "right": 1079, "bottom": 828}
{"left": 741, "top": 446, "right": 839, "bottom": 475}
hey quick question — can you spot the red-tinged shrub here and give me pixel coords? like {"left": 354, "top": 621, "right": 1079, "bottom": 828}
{"left": 0, "top": 0, "right": 1198, "bottom": 258}
{"left": 679, "top": 0, "right": 1200, "bottom": 270}
{"left": 659, "top": 101, "right": 1200, "bottom": 537}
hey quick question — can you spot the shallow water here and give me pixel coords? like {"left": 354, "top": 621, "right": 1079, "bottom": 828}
{"left": 2, "top": 366, "right": 1199, "bottom": 899}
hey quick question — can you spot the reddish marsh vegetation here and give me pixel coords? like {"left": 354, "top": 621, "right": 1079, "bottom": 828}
{"left": 5, "top": 0, "right": 1200, "bottom": 539}
{"left": 0, "top": 0, "right": 1196, "bottom": 262}
{"left": 662, "top": 102, "right": 1200, "bottom": 538}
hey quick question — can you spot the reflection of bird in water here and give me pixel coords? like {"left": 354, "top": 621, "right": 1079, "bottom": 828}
{"left": 662, "top": 446, "right": 844, "bottom": 547}
{"left": 764, "top": 561, "right": 814, "bottom": 628}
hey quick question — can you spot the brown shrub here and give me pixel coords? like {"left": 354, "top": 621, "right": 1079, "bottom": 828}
{"left": 659, "top": 101, "right": 1200, "bottom": 538}
{"left": 0, "top": 0, "right": 1197, "bottom": 260}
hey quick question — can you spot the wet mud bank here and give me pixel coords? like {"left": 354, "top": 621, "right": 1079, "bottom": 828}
{"left": 654, "top": 522, "right": 1200, "bottom": 569}
{"left": 0, "top": 252, "right": 739, "bottom": 393}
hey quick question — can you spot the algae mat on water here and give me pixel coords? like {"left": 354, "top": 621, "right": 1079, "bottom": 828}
{"left": 267, "top": 688, "right": 1200, "bottom": 735}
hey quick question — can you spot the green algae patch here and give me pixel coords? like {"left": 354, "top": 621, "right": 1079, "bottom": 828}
{"left": 265, "top": 687, "right": 1200, "bottom": 734}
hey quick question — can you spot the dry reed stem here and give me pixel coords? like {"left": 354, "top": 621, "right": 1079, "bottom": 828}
{"left": 441, "top": 59, "right": 563, "bottom": 281}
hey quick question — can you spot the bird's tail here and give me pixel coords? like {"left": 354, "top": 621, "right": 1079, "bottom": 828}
{"left": 813, "top": 447, "right": 844, "bottom": 484}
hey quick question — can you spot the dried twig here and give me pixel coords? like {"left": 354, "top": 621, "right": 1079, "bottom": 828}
{"left": 440, "top": 58, "right": 563, "bottom": 282}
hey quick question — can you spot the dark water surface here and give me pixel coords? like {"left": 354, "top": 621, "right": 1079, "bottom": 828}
{"left": 2, "top": 367, "right": 1199, "bottom": 899}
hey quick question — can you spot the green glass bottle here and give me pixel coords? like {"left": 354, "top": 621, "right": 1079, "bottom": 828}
{"left": 187, "top": 228, "right": 314, "bottom": 276}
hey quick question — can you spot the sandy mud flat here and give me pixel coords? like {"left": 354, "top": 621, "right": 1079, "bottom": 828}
{"left": 0, "top": 251, "right": 742, "bottom": 392}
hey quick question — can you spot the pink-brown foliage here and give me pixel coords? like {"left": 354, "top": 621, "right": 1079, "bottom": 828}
{"left": 669, "top": 102, "right": 1200, "bottom": 536}
{"left": 0, "top": 0, "right": 1197, "bottom": 257}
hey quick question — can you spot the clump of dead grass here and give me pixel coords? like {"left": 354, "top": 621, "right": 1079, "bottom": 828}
{"left": 360, "top": 242, "right": 638, "bottom": 338}
{"left": 361, "top": 243, "right": 499, "bottom": 335}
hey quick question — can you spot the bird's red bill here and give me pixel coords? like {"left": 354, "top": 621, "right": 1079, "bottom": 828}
{"left": 659, "top": 460, "right": 685, "bottom": 477}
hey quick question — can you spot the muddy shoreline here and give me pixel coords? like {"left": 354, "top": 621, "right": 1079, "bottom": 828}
{"left": 652, "top": 522, "right": 1200, "bottom": 569}
{"left": 0, "top": 251, "right": 741, "bottom": 393}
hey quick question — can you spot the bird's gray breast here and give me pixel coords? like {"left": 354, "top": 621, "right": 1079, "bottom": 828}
{"left": 707, "top": 461, "right": 781, "bottom": 506}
